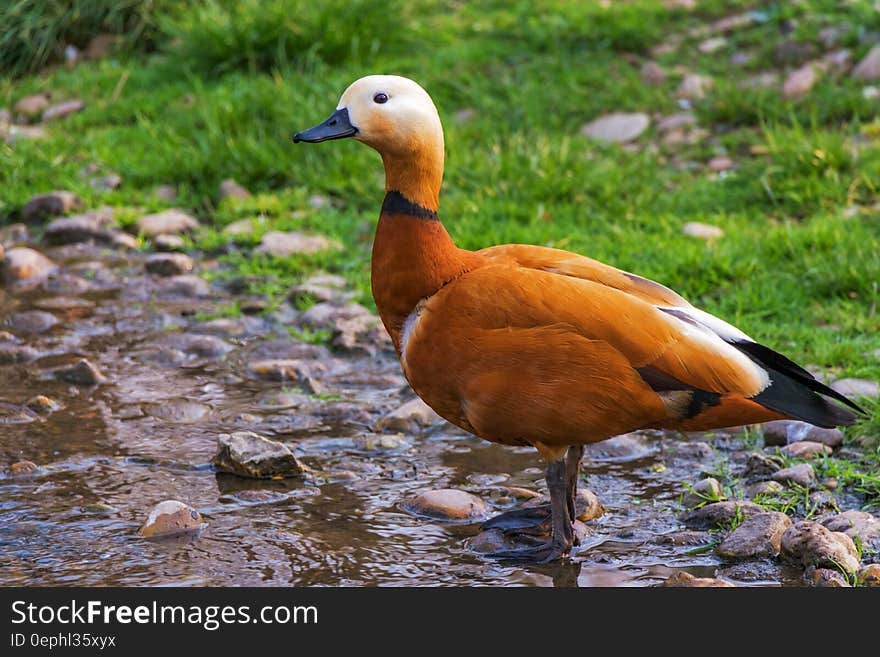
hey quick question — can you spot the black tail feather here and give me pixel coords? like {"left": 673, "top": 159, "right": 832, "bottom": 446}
{"left": 731, "top": 340, "right": 866, "bottom": 428}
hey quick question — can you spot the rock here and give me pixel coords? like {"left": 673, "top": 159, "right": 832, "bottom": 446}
{"left": 680, "top": 500, "right": 762, "bottom": 529}
{"left": 744, "top": 480, "right": 784, "bottom": 499}
{"left": 84, "top": 34, "right": 117, "bottom": 60}
{"left": 676, "top": 74, "right": 712, "bottom": 100}
{"left": 781, "top": 520, "right": 860, "bottom": 574}
{"left": 14, "top": 93, "right": 51, "bottom": 121}
{"left": 0, "top": 402, "right": 40, "bottom": 423}
{"left": 772, "top": 463, "right": 816, "bottom": 487}
{"left": 404, "top": 489, "right": 488, "bottom": 521}
{"left": 53, "top": 359, "right": 106, "bottom": 385}
{"left": 156, "top": 274, "right": 212, "bottom": 298}
{"left": 248, "top": 359, "right": 318, "bottom": 382}
{"left": 375, "top": 397, "right": 442, "bottom": 433}
{"left": 154, "top": 184, "right": 178, "bottom": 201}
{"left": 859, "top": 564, "right": 880, "bottom": 586}
{"left": 640, "top": 61, "right": 666, "bottom": 85}
{"left": 10, "top": 460, "right": 38, "bottom": 474}
{"left": 222, "top": 218, "right": 257, "bottom": 237}
{"left": 708, "top": 156, "right": 734, "bottom": 172}
{"left": 716, "top": 512, "right": 792, "bottom": 559}
{"left": 852, "top": 45, "right": 880, "bottom": 80}
{"left": 300, "top": 301, "right": 372, "bottom": 329}
{"left": 683, "top": 221, "right": 723, "bottom": 240}
{"left": 288, "top": 274, "right": 353, "bottom": 304}
{"left": 89, "top": 173, "right": 122, "bottom": 191}
{"left": 0, "top": 345, "right": 39, "bottom": 364}
{"left": 822, "top": 49, "right": 853, "bottom": 74}
{"left": 779, "top": 441, "right": 832, "bottom": 459}
{"left": 761, "top": 420, "right": 844, "bottom": 448}
{"left": 698, "top": 37, "right": 727, "bottom": 54}
{"left": 745, "top": 451, "right": 784, "bottom": 477}
{"left": 659, "top": 572, "right": 735, "bottom": 587}
{"left": 354, "top": 434, "right": 409, "bottom": 451}
{"left": 161, "top": 333, "right": 234, "bottom": 359}
{"left": 820, "top": 510, "right": 880, "bottom": 552}
{"left": 471, "top": 521, "right": 589, "bottom": 553}
{"left": 41, "top": 273, "right": 92, "bottom": 295}
{"left": 783, "top": 63, "right": 818, "bottom": 99}
{"left": 212, "top": 431, "right": 305, "bottom": 478}
{"left": 656, "top": 112, "right": 696, "bottom": 133}
{"left": 6, "top": 310, "right": 59, "bottom": 334}
{"left": 26, "top": 395, "right": 62, "bottom": 413}
{"left": 830, "top": 377, "right": 878, "bottom": 398}
{"left": 682, "top": 477, "right": 724, "bottom": 508}
{"left": 153, "top": 234, "right": 186, "bottom": 251}
{"left": 332, "top": 313, "right": 391, "bottom": 353}
{"left": 0, "top": 223, "right": 28, "bottom": 246}
{"left": 42, "top": 99, "right": 84, "bottom": 122}
{"left": 139, "top": 500, "right": 206, "bottom": 539}
{"left": 146, "top": 399, "right": 211, "bottom": 423}
{"left": 145, "top": 253, "right": 195, "bottom": 276}
{"left": 136, "top": 209, "right": 199, "bottom": 237}
{"left": 43, "top": 208, "right": 117, "bottom": 245}
{"left": 586, "top": 433, "right": 650, "bottom": 462}
{"left": 5, "top": 124, "right": 47, "bottom": 143}
{"left": 581, "top": 112, "right": 650, "bottom": 143}
{"left": 526, "top": 488, "right": 605, "bottom": 522}
{"left": 807, "top": 567, "right": 851, "bottom": 587}
{"left": 33, "top": 297, "right": 93, "bottom": 320}
{"left": 655, "top": 530, "right": 713, "bottom": 546}
{"left": 21, "top": 191, "right": 82, "bottom": 223}
{"left": 256, "top": 231, "right": 338, "bottom": 257}
{"left": 218, "top": 178, "right": 251, "bottom": 201}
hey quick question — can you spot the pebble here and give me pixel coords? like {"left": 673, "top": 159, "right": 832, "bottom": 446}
{"left": 640, "top": 61, "right": 666, "bottom": 85}
{"left": 822, "top": 49, "right": 852, "bottom": 74}
{"left": 585, "top": 432, "right": 650, "bottom": 462}
{"left": 656, "top": 112, "right": 696, "bottom": 133}
{"left": 581, "top": 112, "right": 650, "bottom": 143}
{"left": 212, "top": 431, "right": 305, "bottom": 478}
{"left": 332, "top": 314, "right": 391, "bottom": 353}
{"left": 807, "top": 567, "right": 851, "bottom": 587}
{"left": 222, "top": 218, "right": 257, "bottom": 237}
{"left": 745, "top": 451, "right": 784, "bottom": 476}
{"left": 675, "top": 74, "right": 712, "bottom": 100}
{"left": 829, "top": 377, "right": 878, "bottom": 398}
{"left": 741, "top": 71, "right": 780, "bottom": 89}
{"left": 761, "top": 419, "right": 843, "bottom": 447}
{"left": 0, "top": 223, "right": 28, "bottom": 246}
{"left": 248, "top": 359, "right": 318, "bottom": 383}
{"left": 782, "top": 63, "right": 818, "bottom": 99}
{"left": 4, "top": 124, "right": 47, "bottom": 144}
{"left": 859, "top": 564, "right": 880, "bottom": 586}
{"left": 375, "top": 397, "right": 442, "bottom": 433}
{"left": 21, "top": 191, "right": 83, "bottom": 223}
{"left": 680, "top": 500, "right": 762, "bottom": 529}
{"left": 160, "top": 333, "right": 233, "bottom": 359}
{"left": 10, "top": 460, "right": 39, "bottom": 474}
{"left": 43, "top": 208, "right": 117, "bottom": 245}
{"left": 716, "top": 511, "right": 792, "bottom": 559}
{"left": 820, "top": 510, "right": 880, "bottom": 552}
{"left": 655, "top": 530, "right": 713, "bottom": 546}
{"left": 354, "top": 434, "right": 409, "bottom": 451}
{"left": 781, "top": 520, "right": 860, "bottom": 574}
{"left": 771, "top": 463, "right": 816, "bottom": 487}
{"left": 136, "top": 209, "right": 200, "bottom": 237}
{"left": 471, "top": 521, "right": 589, "bottom": 553}
{"left": 153, "top": 234, "right": 186, "bottom": 251}
{"left": 288, "top": 274, "right": 353, "bottom": 304}
{"left": 659, "top": 572, "right": 735, "bottom": 587}
{"left": 698, "top": 37, "right": 727, "bottom": 54}
{"left": 852, "top": 45, "right": 880, "bottom": 80}
{"left": 42, "top": 273, "right": 92, "bottom": 295}
{"left": 0, "top": 345, "right": 39, "bottom": 364}
{"left": 6, "top": 310, "right": 59, "bottom": 334}
{"left": 26, "top": 395, "right": 62, "bottom": 413}
{"left": 218, "top": 178, "right": 251, "bottom": 201}
{"left": 682, "top": 477, "right": 724, "bottom": 508}
{"left": 139, "top": 500, "right": 206, "bottom": 539}
{"left": 708, "top": 156, "right": 734, "bottom": 172}
{"left": 53, "top": 359, "right": 106, "bottom": 385}
{"left": 0, "top": 402, "right": 40, "bottom": 423}
{"left": 256, "top": 231, "right": 339, "bottom": 257}
{"left": 683, "top": 221, "right": 723, "bottom": 240}
{"left": 779, "top": 441, "right": 832, "bottom": 458}
{"left": 42, "top": 99, "right": 84, "bottom": 122}
{"left": 300, "top": 301, "right": 372, "bottom": 329}
{"left": 14, "top": 93, "right": 50, "bottom": 120}
{"left": 33, "top": 296, "right": 93, "bottom": 318}
{"left": 145, "top": 253, "right": 195, "bottom": 276}
{"left": 156, "top": 274, "right": 212, "bottom": 299}
{"left": 147, "top": 399, "right": 211, "bottom": 423}
{"left": 404, "top": 489, "right": 488, "bottom": 521}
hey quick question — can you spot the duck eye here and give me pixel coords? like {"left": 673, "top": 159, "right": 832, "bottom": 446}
{"left": 373, "top": 93, "right": 389, "bottom": 104}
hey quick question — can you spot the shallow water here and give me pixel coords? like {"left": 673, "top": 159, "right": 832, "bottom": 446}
{"left": 1, "top": 242, "right": 804, "bottom": 587}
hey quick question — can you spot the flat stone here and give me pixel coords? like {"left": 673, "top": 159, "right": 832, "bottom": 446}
{"left": 156, "top": 275, "right": 212, "bottom": 298}
{"left": 783, "top": 63, "right": 818, "bottom": 99}
{"left": 14, "top": 93, "right": 51, "bottom": 119}
{"left": 53, "top": 359, "right": 106, "bottom": 385}
{"left": 6, "top": 310, "right": 59, "bottom": 334}
{"left": 581, "top": 112, "right": 650, "bottom": 143}
{"left": 212, "top": 431, "right": 305, "bottom": 479}
{"left": 256, "top": 231, "right": 338, "bottom": 257}
{"left": 772, "top": 463, "right": 816, "bottom": 487}
{"left": 41, "top": 273, "right": 92, "bottom": 295}
{"left": 136, "top": 209, "right": 199, "bottom": 237}
{"left": 716, "top": 511, "right": 792, "bottom": 559}
{"left": 820, "top": 510, "right": 880, "bottom": 552}
{"left": 761, "top": 419, "right": 844, "bottom": 447}
{"left": 153, "top": 234, "right": 186, "bottom": 251}
{"left": 21, "top": 191, "right": 82, "bottom": 223}
{"left": 683, "top": 221, "right": 723, "bottom": 239}
{"left": 139, "top": 500, "right": 206, "bottom": 539}
{"left": 682, "top": 477, "right": 724, "bottom": 508}
{"left": 852, "top": 45, "right": 880, "bottom": 80}
{"left": 640, "top": 61, "right": 666, "bottom": 85}
{"left": 680, "top": 500, "right": 762, "bottom": 529}
{"left": 779, "top": 441, "right": 832, "bottom": 458}
{"left": 781, "top": 520, "right": 860, "bottom": 574}
{"left": 659, "top": 572, "right": 735, "bottom": 587}
{"left": 145, "top": 253, "right": 195, "bottom": 276}
{"left": 830, "top": 377, "right": 878, "bottom": 398}
{"left": 375, "top": 397, "right": 442, "bottom": 433}
{"left": 822, "top": 49, "right": 853, "bottom": 74}
{"left": 404, "top": 489, "right": 488, "bottom": 521}
{"left": 43, "top": 208, "right": 117, "bottom": 245}
{"left": 656, "top": 112, "right": 696, "bottom": 133}
{"left": 676, "top": 74, "right": 713, "bottom": 100}
{"left": 218, "top": 179, "right": 251, "bottom": 201}
{"left": 42, "top": 99, "right": 84, "bottom": 122}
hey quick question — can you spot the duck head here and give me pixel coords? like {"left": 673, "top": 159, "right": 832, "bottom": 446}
{"left": 294, "top": 75, "right": 445, "bottom": 212}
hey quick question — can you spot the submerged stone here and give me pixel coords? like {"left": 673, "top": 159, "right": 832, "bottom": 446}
{"left": 404, "top": 489, "right": 488, "bottom": 521}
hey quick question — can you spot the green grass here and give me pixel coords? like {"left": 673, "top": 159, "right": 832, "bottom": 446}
{"left": 1, "top": 0, "right": 879, "bottom": 448}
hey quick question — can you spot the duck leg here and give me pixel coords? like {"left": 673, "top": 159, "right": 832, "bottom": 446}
{"left": 565, "top": 445, "right": 584, "bottom": 533}
{"left": 487, "top": 457, "right": 574, "bottom": 562}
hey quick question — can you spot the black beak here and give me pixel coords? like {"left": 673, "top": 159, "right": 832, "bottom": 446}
{"left": 292, "top": 107, "right": 357, "bottom": 143}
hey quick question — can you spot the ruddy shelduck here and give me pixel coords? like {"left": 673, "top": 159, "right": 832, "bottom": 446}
{"left": 294, "top": 75, "right": 863, "bottom": 562}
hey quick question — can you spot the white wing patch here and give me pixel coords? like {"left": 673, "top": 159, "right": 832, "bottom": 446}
{"left": 399, "top": 302, "right": 423, "bottom": 369}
